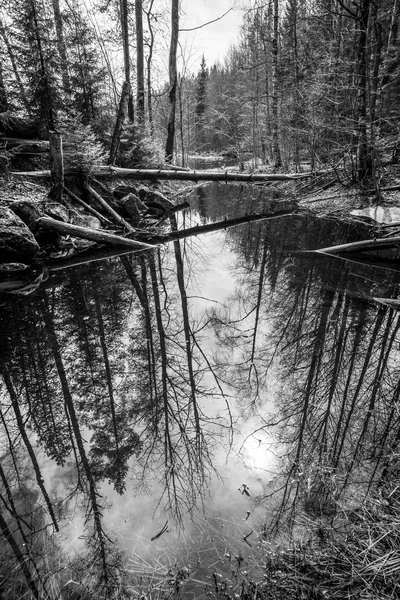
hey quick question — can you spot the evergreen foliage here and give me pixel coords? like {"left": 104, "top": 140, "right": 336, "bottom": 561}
{"left": 60, "top": 114, "right": 106, "bottom": 174}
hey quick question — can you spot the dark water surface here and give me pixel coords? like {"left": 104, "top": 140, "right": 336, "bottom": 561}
{"left": 1, "top": 183, "right": 400, "bottom": 598}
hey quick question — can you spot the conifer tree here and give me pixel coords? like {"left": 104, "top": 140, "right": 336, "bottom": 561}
{"left": 195, "top": 55, "right": 208, "bottom": 152}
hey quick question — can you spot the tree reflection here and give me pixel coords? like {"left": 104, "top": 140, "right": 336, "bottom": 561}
{"left": 121, "top": 236, "right": 231, "bottom": 520}
{"left": 4, "top": 204, "right": 400, "bottom": 596}
{"left": 0, "top": 228, "right": 234, "bottom": 595}
{"left": 211, "top": 213, "right": 400, "bottom": 539}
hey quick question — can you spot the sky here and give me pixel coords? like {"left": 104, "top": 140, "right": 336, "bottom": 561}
{"left": 180, "top": 0, "right": 243, "bottom": 71}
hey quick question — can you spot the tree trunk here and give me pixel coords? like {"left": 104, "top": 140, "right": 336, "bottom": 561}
{"left": 0, "top": 511, "right": 40, "bottom": 599}
{"left": 108, "top": 81, "right": 131, "bottom": 165}
{"left": 51, "top": 0, "right": 71, "bottom": 95}
{"left": 39, "top": 292, "right": 111, "bottom": 585}
{"left": 85, "top": 183, "right": 137, "bottom": 233}
{"left": 0, "top": 58, "right": 8, "bottom": 112}
{"left": 145, "top": 0, "right": 155, "bottom": 136}
{"left": 49, "top": 130, "right": 64, "bottom": 202}
{"left": 13, "top": 166, "right": 326, "bottom": 181}
{"left": 135, "top": 0, "right": 145, "bottom": 128}
{"left": 63, "top": 186, "right": 111, "bottom": 225}
{"left": 316, "top": 235, "right": 400, "bottom": 255}
{"left": 272, "top": 0, "right": 282, "bottom": 168}
{"left": 93, "top": 166, "right": 318, "bottom": 182}
{"left": 120, "top": 0, "right": 134, "bottom": 122}
{"left": 37, "top": 216, "right": 156, "bottom": 248}
{"left": 165, "top": 0, "right": 179, "bottom": 162}
{"left": 357, "top": 0, "right": 372, "bottom": 182}
{"left": 0, "top": 19, "right": 31, "bottom": 114}
{"left": 1, "top": 371, "right": 59, "bottom": 533}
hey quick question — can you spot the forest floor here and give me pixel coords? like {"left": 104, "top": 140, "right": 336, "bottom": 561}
{"left": 2, "top": 157, "right": 400, "bottom": 254}
{"left": 297, "top": 159, "right": 400, "bottom": 222}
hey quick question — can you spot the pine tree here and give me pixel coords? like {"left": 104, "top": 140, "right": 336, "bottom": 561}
{"left": 11, "top": 0, "right": 61, "bottom": 135}
{"left": 195, "top": 55, "right": 208, "bottom": 152}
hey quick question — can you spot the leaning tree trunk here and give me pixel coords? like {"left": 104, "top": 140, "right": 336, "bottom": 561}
{"left": 165, "top": 0, "right": 179, "bottom": 162}
{"left": 108, "top": 80, "right": 131, "bottom": 165}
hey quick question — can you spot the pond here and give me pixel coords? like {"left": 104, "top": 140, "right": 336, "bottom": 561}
{"left": 1, "top": 182, "right": 400, "bottom": 599}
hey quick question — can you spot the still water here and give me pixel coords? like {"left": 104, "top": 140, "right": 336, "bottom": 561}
{"left": 1, "top": 183, "right": 400, "bottom": 599}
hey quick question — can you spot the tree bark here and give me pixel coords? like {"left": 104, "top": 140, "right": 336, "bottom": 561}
{"left": 120, "top": 0, "right": 134, "bottom": 121}
{"left": 316, "top": 235, "right": 400, "bottom": 255}
{"left": 63, "top": 186, "right": 111, "bottom": 224}
{"left": 165, "top": 0, "right": 179, "bottom": 162}
{"left": 0, "top": 58, "right": 8, "bottom": 112}
{"left": 93, "top": 167, "right": 318, "bottom": 182}
{"left": 108, "top": 81, "right": 131, "bottom": 165}
{"left": 135, "top": 0, "right": 145, "bottom": 128}
{"left": 272, "top": 0, "right": 282, "bottom": 168}
{"left": 85, "top": 183, "right": 136, "bottom": 233}
{"left": 51, "top": 0, "right": 71, "bottom": 95}
{"left": 37, "top": 216, "right": 156, "bottom": 248}
{"left": 357, "top": 0, "right": 372, "bottom": 181}
{"left": 49, "top": 130, "right": 64, "bottom": 202}
{"left": 149, "top": 206, "right": 297, "bottom": 244}
{"left": 145, "top": 0, "right": 155, "bottom": 136}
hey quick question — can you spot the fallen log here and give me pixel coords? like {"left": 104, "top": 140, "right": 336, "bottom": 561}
{"left": 316, "top": 236, "right": 400, "bottom": 255}
{"left": 85, "top": 184, "right": 136, "bottom": 233}
{"left": 0, "top": 138, "right": 49, "bottom": 153}
{"left": 63, "top": 186, "right": 112, "bottom": 225}
{"left": 37, "top": 216, "right": 156, "bottom": 249}
{"left": 11, "top": 166, "right": 328, "bottom": 182}
{"left": 143, "top": 206, "right": 300, "bottom": 244}
{"left": 94, "top": 166, "right": 324, "bottom": 182}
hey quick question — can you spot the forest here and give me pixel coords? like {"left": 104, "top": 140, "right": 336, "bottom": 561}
{"left": 2, "top": 1, "right": 400, "bottom": 600}
{"left": 0, "top": 0, "right": 399, "bottom": 183}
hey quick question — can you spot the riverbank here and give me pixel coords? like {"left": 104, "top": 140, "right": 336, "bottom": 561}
{"left": 1, "top": 157, "right": 400, "bottom": 295}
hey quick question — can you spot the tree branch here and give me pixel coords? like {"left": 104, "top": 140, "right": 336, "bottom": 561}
{"left": 179, "top": 8, "right": 232, "bottom": 32}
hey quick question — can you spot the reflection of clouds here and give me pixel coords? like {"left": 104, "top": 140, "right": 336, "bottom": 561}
{"left": 49, "top": 220, "right": 276, "bottom": 578}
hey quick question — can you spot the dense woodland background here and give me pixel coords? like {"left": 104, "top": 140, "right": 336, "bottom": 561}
{"left": 0, "top": 0, "right": 399, "bottom": 183}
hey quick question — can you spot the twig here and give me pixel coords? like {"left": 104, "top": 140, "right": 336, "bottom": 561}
{"left": 150, "top": 521, "right": 169, "bottom": 542}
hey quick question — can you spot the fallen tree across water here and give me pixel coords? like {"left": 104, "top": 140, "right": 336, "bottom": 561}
{"left": 36, "top": 208, "right": 300, "bottom": 278}
{"left": 35, "top": 207, "right": 299, "bottom": 257}
{"left": 11, "top": 166, "right": 328, "bottom": 183}
{"left": 148, "top": 207, "right": 298, "bottom": 244}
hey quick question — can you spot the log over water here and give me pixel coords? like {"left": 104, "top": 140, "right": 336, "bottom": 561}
{"left": 146, "top": 208, "right": 299, "bottom": 244}
{"left": 89, "top": 167, "right": 325, "bottom": 182}
{"left": 11, "top": 167, "right": 327, "bottom": 182}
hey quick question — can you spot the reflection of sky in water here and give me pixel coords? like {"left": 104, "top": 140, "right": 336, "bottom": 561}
{"left": 57, "top": 227, "right": 278, "bottom": 568}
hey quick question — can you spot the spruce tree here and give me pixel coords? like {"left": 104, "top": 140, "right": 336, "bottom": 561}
{"left": 195, "top": 55, "right": 208, "bottom": 152}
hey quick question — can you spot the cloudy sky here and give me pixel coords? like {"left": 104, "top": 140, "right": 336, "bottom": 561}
{"left": 180, "top": 0, "right": 243, "bottom": 70}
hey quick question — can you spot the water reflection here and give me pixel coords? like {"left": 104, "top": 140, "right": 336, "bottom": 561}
{"left": 1, "top": 187, "right": 400, "bottom": 597}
